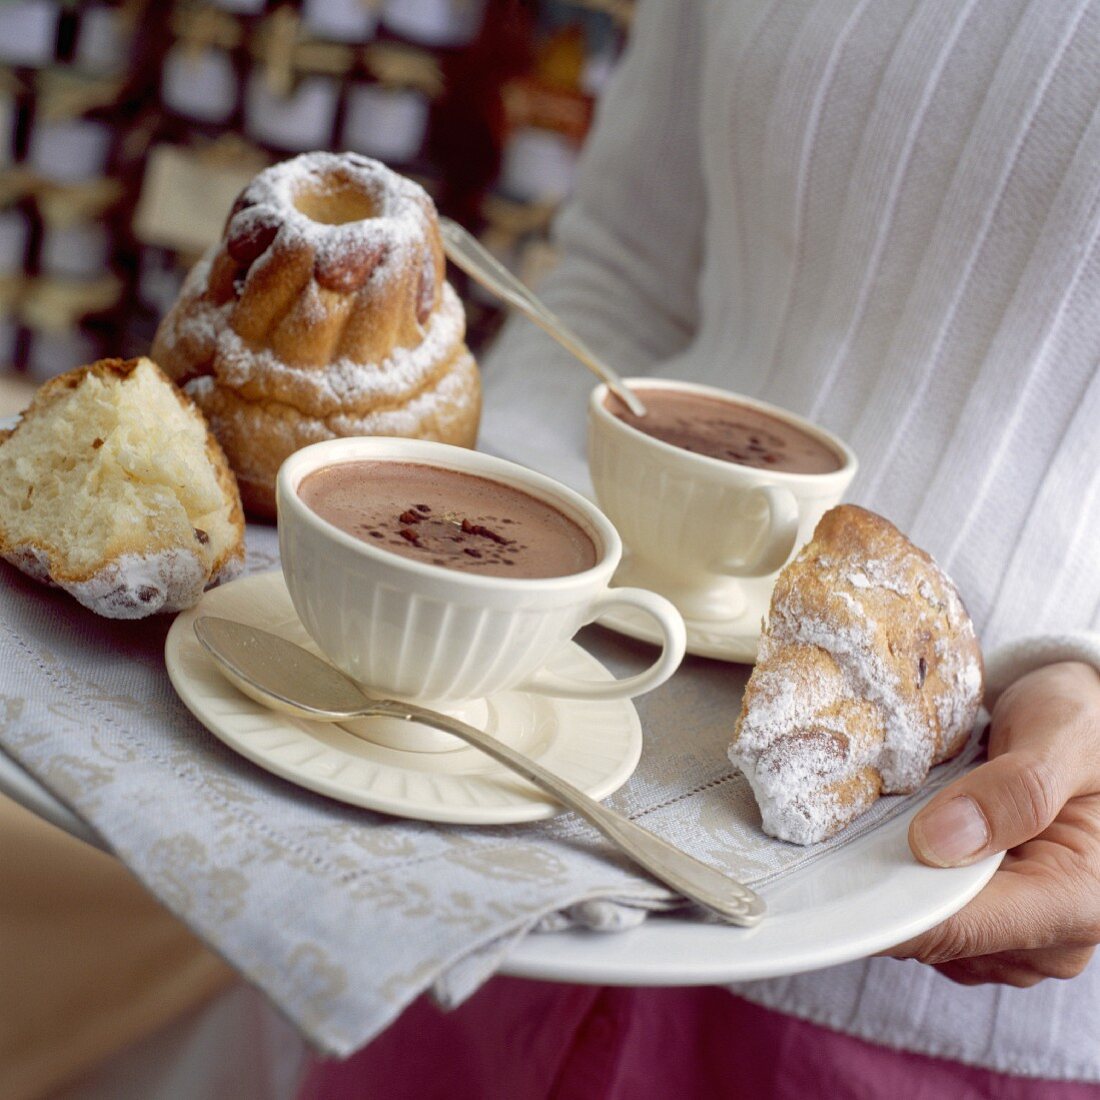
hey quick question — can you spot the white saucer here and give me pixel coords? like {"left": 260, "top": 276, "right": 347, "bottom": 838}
{"left": 599, "top": 561, "right": 774, "bottom": 664}
{"left": 165, "top": 572, "right": 642, "bottom": 825}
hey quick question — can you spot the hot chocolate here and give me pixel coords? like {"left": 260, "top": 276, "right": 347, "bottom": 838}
{"left": 606, "top": 388, "right": 842, "bottom": 474}
{"left": 298, "top": 460, "right": 598, "bottom": 579}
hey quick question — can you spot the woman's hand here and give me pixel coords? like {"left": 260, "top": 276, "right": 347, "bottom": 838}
{"left": 885, "top": 660, "right": 1100, "bottom": 986}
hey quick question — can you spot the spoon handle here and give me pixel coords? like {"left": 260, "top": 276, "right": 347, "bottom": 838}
{"left": 438, "top": 218, "right": 647, "bottom": 418}
{"left": 368, "top": 698, "right": 765, "bottom": 927}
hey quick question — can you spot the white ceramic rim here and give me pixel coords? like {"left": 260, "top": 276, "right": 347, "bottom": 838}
{"left": 278, "top": 437, "right": 623, "bottom": 594}
{"left": 162, "top": 571, "right": 644, "bottom": 825}
{"left": 589, "top": 377, "right": 858, "bottom": 484}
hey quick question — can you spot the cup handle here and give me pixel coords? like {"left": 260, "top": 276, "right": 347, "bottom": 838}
{"left": 716, "top": 485, "right": 801, "bottom": 578}
{"left": 518, "top": 588, "right": 687, "bottom": 701}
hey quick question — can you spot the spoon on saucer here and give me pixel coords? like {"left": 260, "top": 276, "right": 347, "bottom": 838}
{"left": 194, "top": 615, "right": 764, "bottom": 928}
{"left": 438, "top": 217, "right": 648, "bottom": 417}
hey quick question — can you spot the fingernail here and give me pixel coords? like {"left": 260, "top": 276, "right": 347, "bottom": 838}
{"left": 912, "top": 796, "right": 990, "bottom": 866}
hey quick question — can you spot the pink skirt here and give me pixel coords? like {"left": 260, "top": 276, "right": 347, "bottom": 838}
{"left": 298, "top": 978, "right": 1100, "bottom": 1099}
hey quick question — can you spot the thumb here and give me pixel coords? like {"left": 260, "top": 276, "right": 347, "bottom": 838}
{"left": 909, "top": 662, "right": 1100, "bottom": 868}
{"left": 908, "top": 753, "right": 1064, "bottom": 867}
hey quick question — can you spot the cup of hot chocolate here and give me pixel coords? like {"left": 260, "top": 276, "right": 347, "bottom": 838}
{"left": 277, "top": 437, "right": 686, "bottom": 748}
{"left": 588, "top": 379, "right": 857, "bottom": 624}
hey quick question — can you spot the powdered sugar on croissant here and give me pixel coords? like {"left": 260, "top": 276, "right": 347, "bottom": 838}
{"left": 729, "top": 505, "right": 984, "bottom": 845}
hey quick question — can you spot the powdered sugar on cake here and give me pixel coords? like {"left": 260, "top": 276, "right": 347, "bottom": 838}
{"left": 150, "top": 151, "right": 480, "bottom": 517}
{"left": 165, "top": 261, "right": 467, "bottom": 418}
{"left": 231, "top": 151, "right": 429, "bottom": 289}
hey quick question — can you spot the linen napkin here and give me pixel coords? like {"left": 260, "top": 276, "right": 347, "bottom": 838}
{"left": 0, "top": 524, "right": 983, "bottom": 1057}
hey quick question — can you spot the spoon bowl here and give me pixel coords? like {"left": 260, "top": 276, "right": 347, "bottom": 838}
{"left": 193, "top": 615, "right": 764, "bottom": 927}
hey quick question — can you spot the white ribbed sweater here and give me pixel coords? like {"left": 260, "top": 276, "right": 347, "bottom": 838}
{"left": 480, "top": 0, "right": 1100, "bottom": 1080}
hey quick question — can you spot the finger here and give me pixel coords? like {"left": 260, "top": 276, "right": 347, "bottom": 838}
{"left": 909, "top": 667, "right": 1100, "bottom": 867}
{"left": 908, "top": 753, "right": 1066, "bottom": 867}
{"left": 988, "top": 662, "right": 1100, "bottom": 769}
{"left": 932, "top": 945, "right": 1094, "bottom": 988}
{"left": 884, "top": 860, "right": 1100, "bottom": 963}
{"left": 932, "top": 958, "right": 1044, "bottom": 988}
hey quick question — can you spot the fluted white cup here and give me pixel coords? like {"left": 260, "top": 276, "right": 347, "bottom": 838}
{"left": 588, "top": 379, "right": 857, "bottom": 623}
{"left": 278, "top": 438, "right": 686, "bottom": 740}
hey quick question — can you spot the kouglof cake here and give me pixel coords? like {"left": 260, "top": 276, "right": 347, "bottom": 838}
{"left": 151, "top": 152, "right": 481, "bottom": 517}
{"left": 729, "top": 505, "right": 984, "bottom": 845}
{"left": 0, "top": 357, "right": 245, "bottom": 619}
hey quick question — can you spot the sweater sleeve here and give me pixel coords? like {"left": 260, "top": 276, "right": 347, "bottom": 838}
{"left": 478, "top": 0, "right": 705, "bottom": 491}
{"left": 983, "top": 632, "right": 1100, "bottom": 711}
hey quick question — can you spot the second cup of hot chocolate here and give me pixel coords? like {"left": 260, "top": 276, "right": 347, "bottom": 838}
{"left": 588, "top": 379, "right": 857, "bottom": 624}
{"left": 278, "top": 437, "right": 686, "bottom": 749}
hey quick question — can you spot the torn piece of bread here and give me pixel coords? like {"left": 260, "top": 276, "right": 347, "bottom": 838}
{"left": 729, "top": 505, "right": 984, "bottom": 845}
{"left": 0, "top": 357, "right": 245, "bottom": 618}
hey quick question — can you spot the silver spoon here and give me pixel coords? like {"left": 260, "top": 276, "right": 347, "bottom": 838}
{"left": 194, "top": 616, "right": 764, "bottom": 927}
{"left": 438, "top": 217, "right": 648, "bottom": 417}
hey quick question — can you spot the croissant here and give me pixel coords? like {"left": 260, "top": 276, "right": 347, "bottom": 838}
{"left": 729, "top": 505, "right": 984, "bottom": 844}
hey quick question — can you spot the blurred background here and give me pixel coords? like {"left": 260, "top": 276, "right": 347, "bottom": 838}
{"left": 0, "top": 7, "right": 635, "bottom": 1097}
{"left": 0, "top": 0, "right": 632, "bottom": 401}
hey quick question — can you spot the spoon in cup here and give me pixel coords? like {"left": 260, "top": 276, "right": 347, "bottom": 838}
{"left": 194, "top": 615, "right": 764, "bottom": 927}
{"left": 438, "top": 217, "right": 647, "bottom": 417}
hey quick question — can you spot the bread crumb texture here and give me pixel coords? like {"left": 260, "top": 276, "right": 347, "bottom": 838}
{"left": 0, "top": 357, "right": 245, "bottom": 618}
